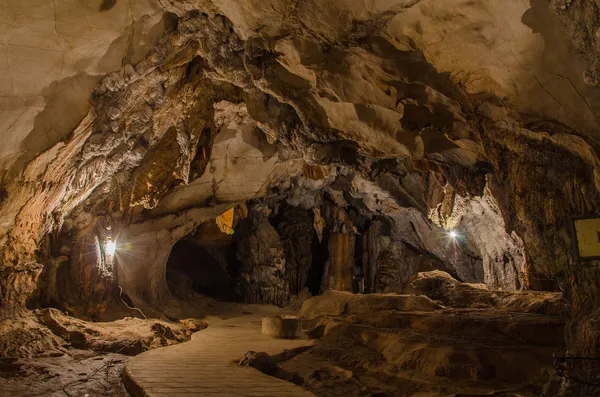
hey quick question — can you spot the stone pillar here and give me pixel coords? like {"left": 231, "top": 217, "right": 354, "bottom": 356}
{"left": 322, "top": 207, "right": 355, "bottom": 292}
{"left": 362, "top": 220, "right": 383, "bottom": 293}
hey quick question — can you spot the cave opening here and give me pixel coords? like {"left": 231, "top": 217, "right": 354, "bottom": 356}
{"left": 165, "top": 221, "right": 236, "bottom": 301}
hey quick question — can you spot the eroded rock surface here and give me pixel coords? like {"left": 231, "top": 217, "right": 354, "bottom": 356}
{"left": 276, "top": 282, "right": 568, "bottom": 397}
{"left": 0, "top": 308, "right": 199, "bottom": 397}
{"left": 403, "top": 271, "right": 569, "bottom": 316}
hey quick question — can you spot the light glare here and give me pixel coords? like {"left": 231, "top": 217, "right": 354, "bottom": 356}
{"left": 449, "top": 231, "right": 457, "bottom": 238}
{"left": 106, "top": 240, "right": 117, "bottom": 255}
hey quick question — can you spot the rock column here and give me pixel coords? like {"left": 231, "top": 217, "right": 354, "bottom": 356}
{"left": 322, "top": 207, "right": 355, "bottom": 292}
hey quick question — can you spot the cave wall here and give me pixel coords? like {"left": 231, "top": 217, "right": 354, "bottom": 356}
{"left": 481, "top": 117, "right": 600, "bottom": 284}
{"left": 373, "top": 237, "right": 449, "bottom": 294}
{"left": 228, "top": 191, "right": 516, "bottom": 305}
{"left": 114, "top": 206, "right": 230, "bottom": 308}
{"left": 479, "top": 118, "right": 600, "bottom": 395}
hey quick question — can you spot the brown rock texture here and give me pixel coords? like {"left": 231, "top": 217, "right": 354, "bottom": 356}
{"left": 234, "top": 205, "right": 290, "bottom": 306}
{"left": 288, "top": 286, "right": 567, "bottom": 396}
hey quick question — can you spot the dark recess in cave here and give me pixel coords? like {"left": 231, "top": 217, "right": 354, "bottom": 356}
{"left": 307, "top": 229, "right": 329, "bottom": 296}
{"left": 166, "top": 239, "right": 234, "bottom": 300}
{"left": 99, "top": 0, "right": 117, "bottom": 11}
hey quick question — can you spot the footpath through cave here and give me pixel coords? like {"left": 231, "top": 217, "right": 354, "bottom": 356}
{"left": 124, "top": 305, "right": 316, "bottom": 397}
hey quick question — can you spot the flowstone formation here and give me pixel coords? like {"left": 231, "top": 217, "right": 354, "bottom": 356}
{"left": 1, "top": 1, "right": 600, "bottom": 396}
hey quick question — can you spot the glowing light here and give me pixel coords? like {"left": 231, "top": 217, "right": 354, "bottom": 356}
{"left": 449, "top": 231, "right": 457, "bottom": 239}
{"left": 106, "top": 240, "right": 117, "bottom": 255}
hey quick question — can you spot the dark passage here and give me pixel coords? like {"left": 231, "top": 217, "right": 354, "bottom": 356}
{"left": 307, "top": 231, "right": 329, "bottom": 296}
{"left": 166, "top": 237, "right": 234, "bottom": 300}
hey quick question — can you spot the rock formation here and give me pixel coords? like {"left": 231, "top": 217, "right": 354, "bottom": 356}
{"left": 1, "top": 1, "right": 600, "bottom": 395}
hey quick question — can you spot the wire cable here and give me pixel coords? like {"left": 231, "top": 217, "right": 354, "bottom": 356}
{"left": 118, "top": 285, "right": 147, "bottom": 320}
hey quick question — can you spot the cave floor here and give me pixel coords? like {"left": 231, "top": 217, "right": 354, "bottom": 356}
{"left": 123, "top": 298, "right": 566, "bottom": 397}
{"left": 124, "top": 306, "right": 317, "bottom": 397}
{"left": 0, "top": 283, "right": 565, "bottom": 397}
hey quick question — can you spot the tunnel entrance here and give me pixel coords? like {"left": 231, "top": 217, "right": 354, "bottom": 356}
{"left": 166, "top": 221, "right": 236, "bottom": 301}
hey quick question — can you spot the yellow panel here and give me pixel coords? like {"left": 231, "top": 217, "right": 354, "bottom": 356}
{"left": 216, "top": 208, "right": 235, "bottom": 235}
{"left": 574, "top": 218, "right": 600, "bottom": 258}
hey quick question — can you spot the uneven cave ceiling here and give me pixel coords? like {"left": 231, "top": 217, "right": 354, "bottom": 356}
{"left": 0, "top": 0, "right": 599, "bottom": 291}
{"left": 2, "top": 0, "right": 600, "bottom": 179}
{"left": 1, "top": 3, "right": 600, "bottom": 392}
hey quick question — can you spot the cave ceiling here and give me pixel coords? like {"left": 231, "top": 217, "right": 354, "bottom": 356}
{"left": 1, "top": 0, "right": 600, "bottom": 311}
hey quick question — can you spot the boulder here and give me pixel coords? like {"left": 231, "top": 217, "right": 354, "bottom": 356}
{"left": 300, "top": 290, "right": 442, "bottom": 320}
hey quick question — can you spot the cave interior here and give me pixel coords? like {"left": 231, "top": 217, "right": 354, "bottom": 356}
{"left": 1, "top": 1, "right": 600, "bottom": 396}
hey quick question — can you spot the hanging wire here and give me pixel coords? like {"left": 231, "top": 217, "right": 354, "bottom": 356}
{"left": 118, "top": 285, "right": 147, "bottom": 320}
